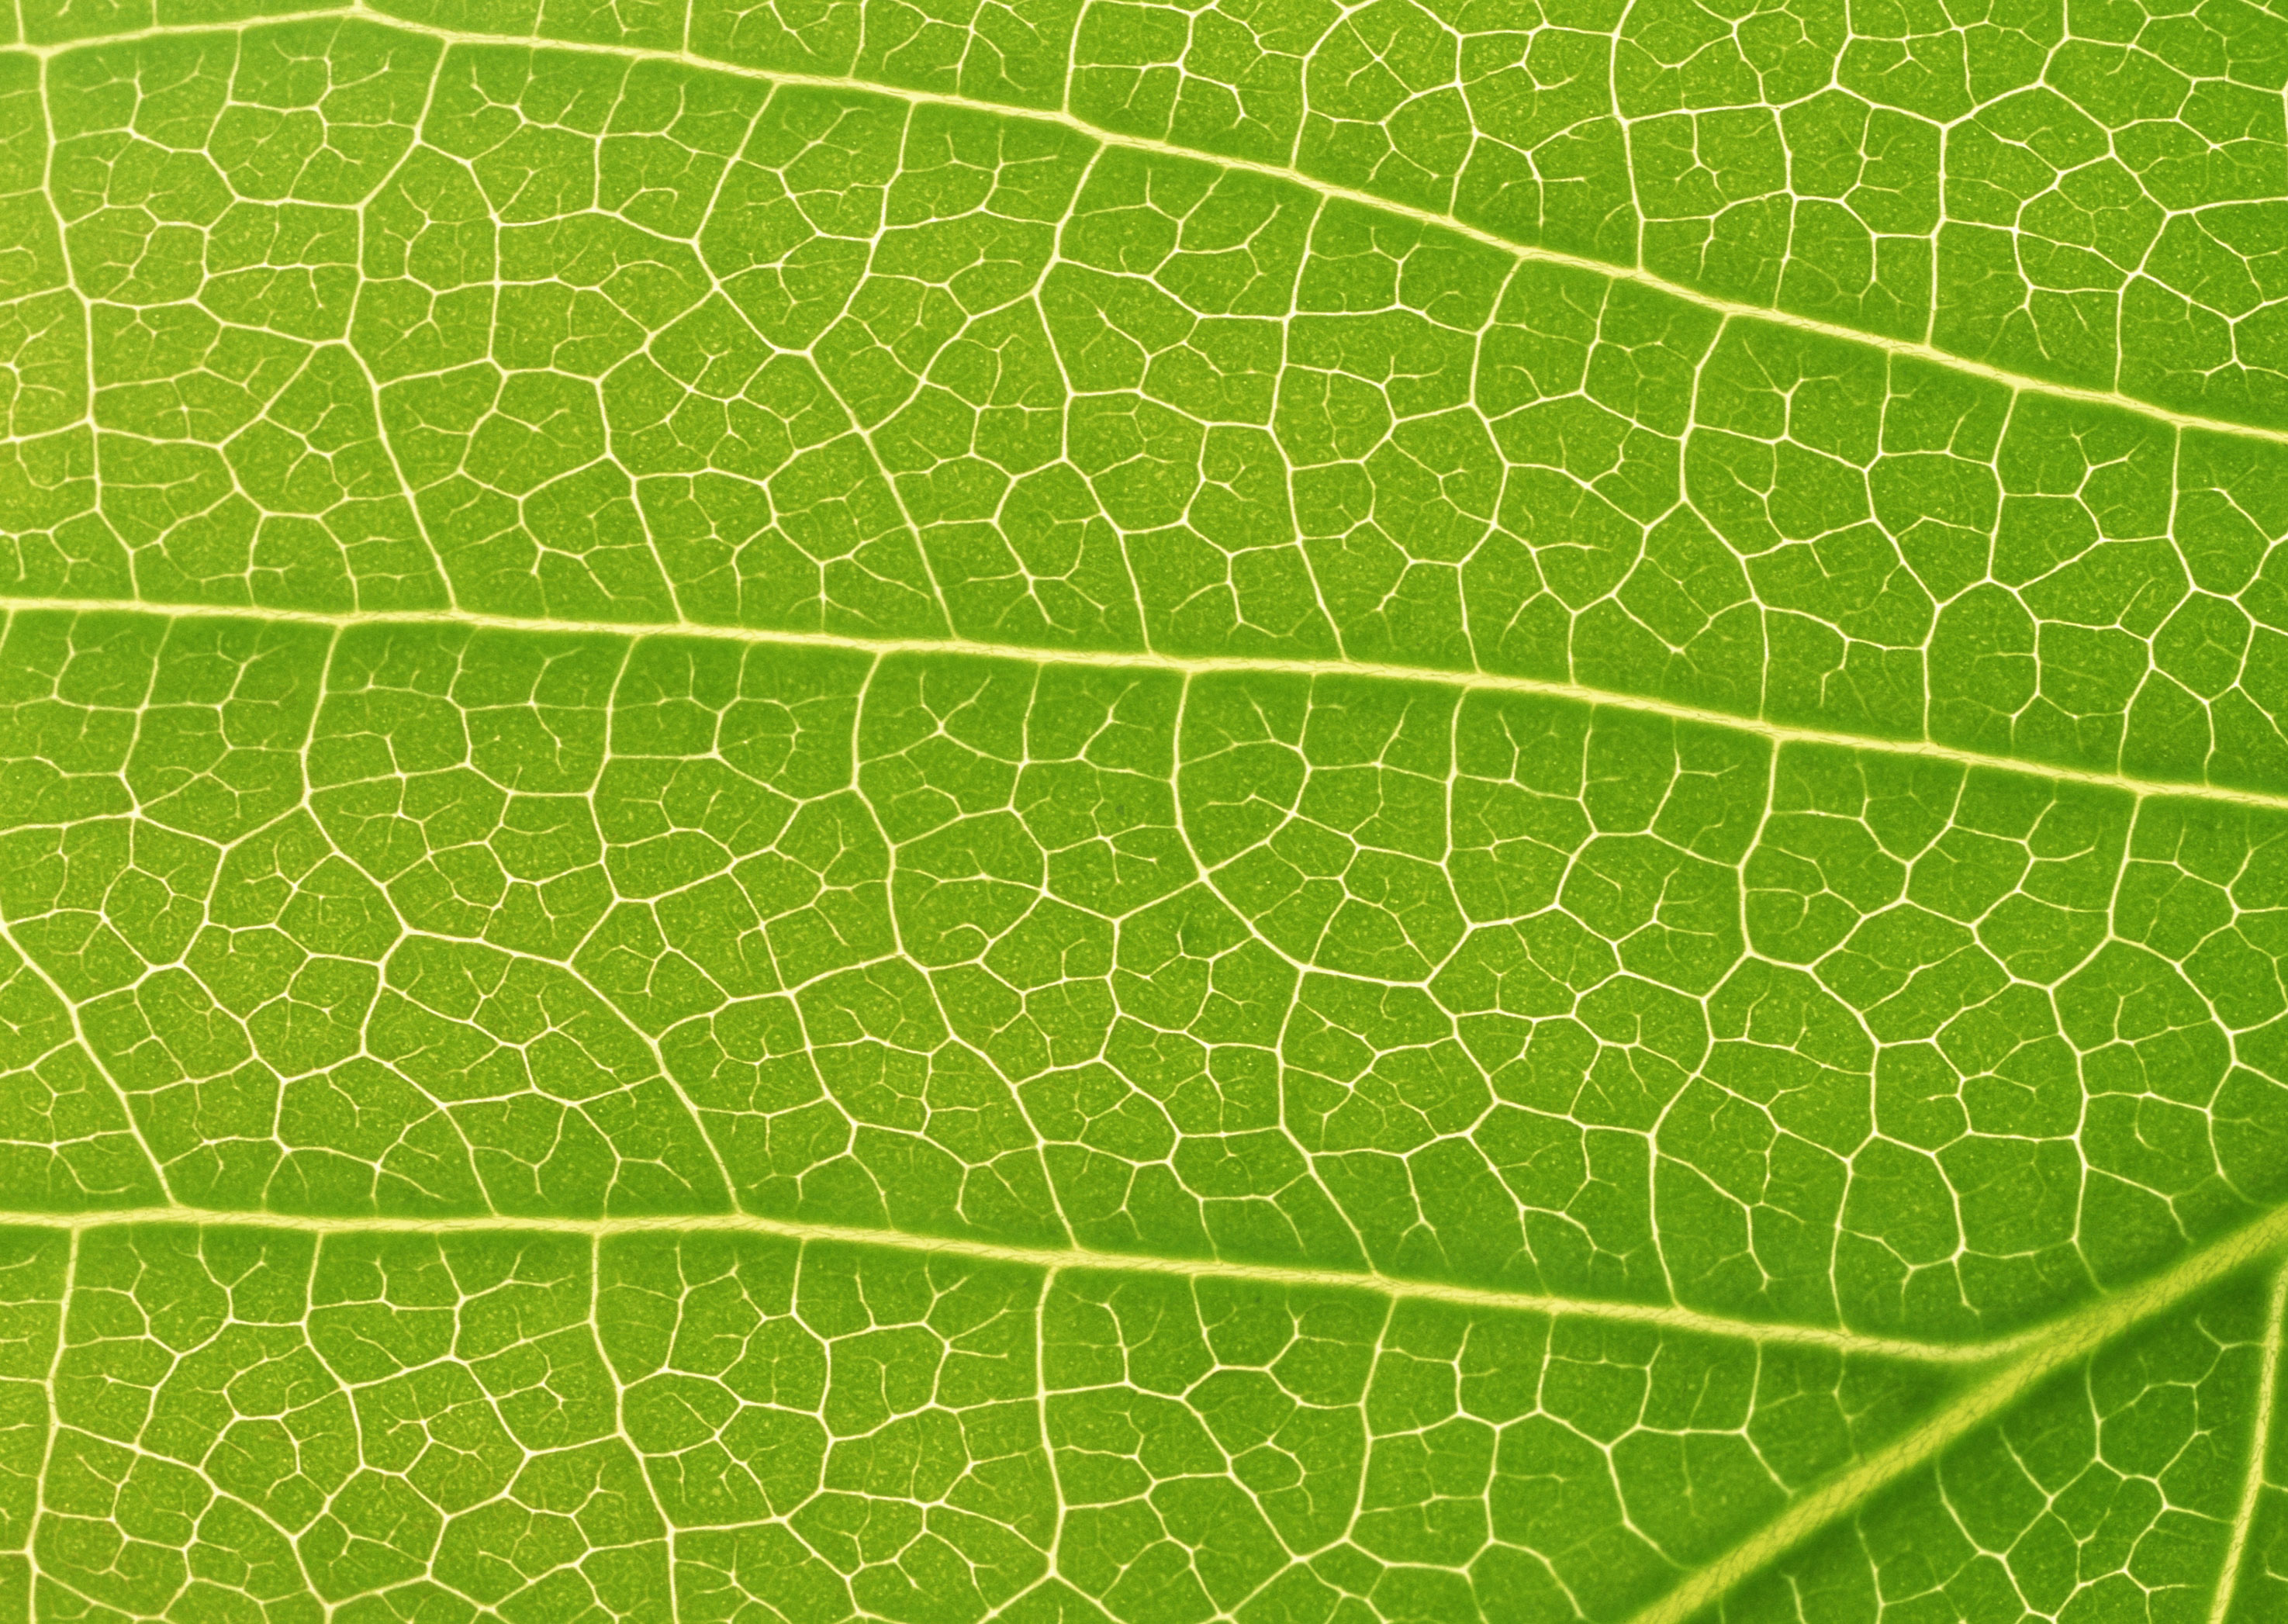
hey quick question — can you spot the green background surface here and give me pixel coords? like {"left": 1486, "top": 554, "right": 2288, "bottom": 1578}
{"left": 5, "top": 1, "right": 2288, "bottom": 1619}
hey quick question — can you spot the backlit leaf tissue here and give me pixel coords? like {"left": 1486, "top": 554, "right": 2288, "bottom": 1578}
{"left": 5, "top": 0, "right": 2288, "bottom": 1618}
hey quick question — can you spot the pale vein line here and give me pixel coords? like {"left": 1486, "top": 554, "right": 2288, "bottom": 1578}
{"left": 5, "top": 4, "right": 2286, "bottom": 449}
{"left": 1627, "top": 1201, "right": 2288, "bottom": 1624}
{"left": 12, "top": 593, "right": 2288, "bottom": 815}
{"left": 2210, "top": 1261, "right": 2288, "bottom": 1624}
{"left": 26, "top": 1228, "right": 78, "bottom": 1612}
{"left": 0, "top": 1203, "right": 2005, "bottom": 1363}
{"left": 0, "top": 910, "right": 170, "bottom": 1193}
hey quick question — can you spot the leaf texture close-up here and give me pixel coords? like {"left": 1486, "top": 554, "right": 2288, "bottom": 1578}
{"left": 10, "top": 0, "right": 2288, "bottom": 1619}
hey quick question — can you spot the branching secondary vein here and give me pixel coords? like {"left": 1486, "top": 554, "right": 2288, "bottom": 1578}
{"left": 0, "top": 1202, "right": 2006, "bottom": 1363}
{"left": 12, "top": 596, "right": 2288, "bottom": 816}
{"left": 9, "top": 2, "right": 2287, "bottom": 453}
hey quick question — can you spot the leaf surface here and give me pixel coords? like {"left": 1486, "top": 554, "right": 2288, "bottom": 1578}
{"left": 4, "top": 2, "right": 2288, "bottom": 1619}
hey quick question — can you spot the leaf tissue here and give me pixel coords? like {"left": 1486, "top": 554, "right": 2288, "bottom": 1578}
{"left": 5, "top": 0, "right": 2288, "bottom": 1619}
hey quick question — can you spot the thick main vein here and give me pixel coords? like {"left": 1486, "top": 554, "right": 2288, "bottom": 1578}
{"left": 0, "top": 1202, "right": 1998, "bottom": 1363}
{"left": 12, "top": 1187, "right": 2288, "bottom": 1615}
{"left": 2210, "top": 1263, "right": 2288, "bottom": 1624}
{"left": 5, "top": 2, "right": 2286, "bottom": 451}
{"left": 11, "top": 593, "right": 2288, "bottom": 815}
{"left": 1627, "top": 1201, "right": 2288, "bottom": 1624}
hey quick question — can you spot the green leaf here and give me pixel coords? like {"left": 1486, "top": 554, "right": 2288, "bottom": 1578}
{"left": 5, "top": 1, "right": 2288, "bottom": 1619}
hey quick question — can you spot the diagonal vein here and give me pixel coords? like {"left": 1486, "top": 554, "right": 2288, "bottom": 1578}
{"left": 0, "top": 1203, "right": 2006, "bottom": 1363}
{"left": 1626, "top": 1204, "right": 2288, "bottom": 1624}
{"left": 2209, "top": 1263, "right": 2288, "bottom": 1624}
{"left": 9, "top": 595, "right": 2286, "bottom": 815}
{"left": 4, "top": 5, "right": 2285, "bottom": 451}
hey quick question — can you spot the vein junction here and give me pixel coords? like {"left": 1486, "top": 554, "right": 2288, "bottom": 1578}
{"left": 12, "top": 5, "right": 2288, "bottom": 800}
{"left": 2, "top": 604, "right": 2287, "bottom": 1619}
